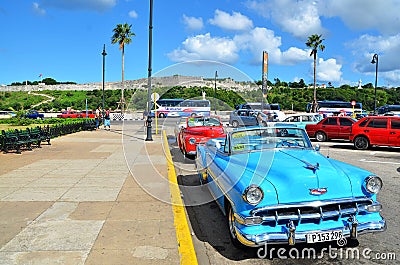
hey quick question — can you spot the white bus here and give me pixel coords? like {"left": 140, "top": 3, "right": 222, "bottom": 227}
{"left": 236, "top": 102, "right": 286, "bottom": 121}
{"left": 306, "top": 100, "right": 363, "bottom": 117}
{"left": 151, "top": 99, "right": 211, "bottom": 118}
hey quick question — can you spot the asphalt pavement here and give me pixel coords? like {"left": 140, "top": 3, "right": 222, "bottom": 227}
{"left": 0, "top": 122, "right": 195, "bottom": 265}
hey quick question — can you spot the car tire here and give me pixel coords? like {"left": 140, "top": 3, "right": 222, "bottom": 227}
{"left": 232, "top": 120, "right": 239, "bottom": 128}
{"left": 354, "top": 136, "right": 369, "bottom": 150}
{"left": 191, "top": 113, "right": 197, "bottom": 117}
{"left": 158, "top": 113, "right": 165, "bottom": 118}
{"left": 315, "top": 131, "right": 327, "bottom": 142}
{"left": 226, "top": 202, "right": 246, "bottom": 249}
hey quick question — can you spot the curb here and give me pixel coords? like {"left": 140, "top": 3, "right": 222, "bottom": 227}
{"left": 162, "top": 130, "right": 198, "bottom": 265}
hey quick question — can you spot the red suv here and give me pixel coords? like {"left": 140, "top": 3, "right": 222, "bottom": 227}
{"left": 350, "top": 116, "right": 400, "bottom": 149}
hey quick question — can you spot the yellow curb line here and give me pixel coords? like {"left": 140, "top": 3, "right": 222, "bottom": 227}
{"left": 162, "top": 130, "right": 198, "bottom": 265}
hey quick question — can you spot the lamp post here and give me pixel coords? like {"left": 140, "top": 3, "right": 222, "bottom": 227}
{"left": 145, "top": 0, "right": 153, "bottom": 141}
{"left": 101, "top": 44, "right": 107, "bottom": 124}
{"left": 214, "top": 71, "right": 218, "bottom": 115}
{"left": 371, "top": 54, "right": 378, "bottom": 115}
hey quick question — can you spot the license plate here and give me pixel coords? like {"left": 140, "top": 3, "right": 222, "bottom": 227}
{"left": 306, "top": 230, "right": 343, "bottom": 243}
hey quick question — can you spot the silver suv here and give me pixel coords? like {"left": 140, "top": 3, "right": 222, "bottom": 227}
{"left": 229, "top": 109, "right": 268, "bottom": 128}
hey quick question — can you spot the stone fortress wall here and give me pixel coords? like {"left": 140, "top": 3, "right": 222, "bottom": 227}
{"left": 0, "top": 75, "right": 259, "bottom": 92}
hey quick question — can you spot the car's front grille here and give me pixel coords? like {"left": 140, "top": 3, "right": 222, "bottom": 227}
{"left": 251, "top": 197, "right": 373, "bottom": 225}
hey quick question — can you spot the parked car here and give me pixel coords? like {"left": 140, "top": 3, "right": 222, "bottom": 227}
{"left": 350, "top": 116, "right": 400, "bottom": 150}
{"left": 57, "top": 110, "right": 82, "bottom": 118}
{"left": 0, "top": 111, "right": 16, "bottom": 119}
{"left": 174, "top": 117, "right": 187, "bottom": 138}
{"left": 195, "top": 126, "right": 386, "bottom": 248}
{"left": 79, "top": 110, "right": 96, "bottom": 118}
{"left": 25, "top": 110, "right": 44, "bottom": 119}
{"left": 305, "top": 116, "right": 357, "bottom": 142}
{"left": 229, "top": 109, "right": 268, "bottom": 128}
{"left": 177, "top": 116, "right": 225, "bottom": 157}
{"left": 279, "top": 113, "right": 322, "bottom": 129}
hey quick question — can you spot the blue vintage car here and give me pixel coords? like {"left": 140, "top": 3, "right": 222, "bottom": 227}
{"left": 195, "top": 126, "right": 386, "bottom": 247}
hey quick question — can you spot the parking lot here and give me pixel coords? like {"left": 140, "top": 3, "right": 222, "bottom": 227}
{"left": 162, "top": 118, "right": 399, "bottom": 265}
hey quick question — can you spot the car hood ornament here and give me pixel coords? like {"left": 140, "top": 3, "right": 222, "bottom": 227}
{"left": 309, "top": 187, "right": 328, "bottom": 195}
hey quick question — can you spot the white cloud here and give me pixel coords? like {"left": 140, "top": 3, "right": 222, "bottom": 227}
{"left": 234, "top": 27, "right": 281, "bottom": 63}
{"left": 349, "top": 33, "right": 400, "bottom": 85}
{"left": 167, "top": 33, "right": 239, "bottom": 64}
{"left": 128, "top": 10, "right": 138, "bottom": 18}
{"left": 32, "top": 2, "right": 46, "bottom": 16}
{"left": 168, "top": 26, "right": 313, "bottom": 68}
{"left": 247, "top": 0, "right": 326, "bottom": 39}
{"left": 318, "top": 0, "right": 400, "bottom": 36}
{"left": 314, "top": 58, "right": 342, "bottom": 82}
{"left": 281, "top": 47, "right": 310, "bottom": 65}
{"left": 234, "top": 27, "right": 309, "bottom": 65}
{"left": 209, "top": 9, "right": 253, "bottom": 31}
{"left": 248, "top": 0, "right": 400, "bottom": 38}
{"left": 182, "top": 15, "right": 204, "bottom": 31}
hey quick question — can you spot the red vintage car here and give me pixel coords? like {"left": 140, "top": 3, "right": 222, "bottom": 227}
{"left": 80, "top": 110, "right": 96, "bottom": 118}
{"left": 57, "top": 110, "right": 82, "bottom": 118}
{"left": 350, "top": 116, "right": 400, "bottom": 149}
{"left": 305, "top": 116, "right": 357, "bottom": 142}
{"left": 177, "top": 116, "right": 225, "bottom": 157}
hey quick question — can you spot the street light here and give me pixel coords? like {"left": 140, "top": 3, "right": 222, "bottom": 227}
{"left": 371, "top": 53, "right": 378, "bottom": 115}
{"left": 145, "top": 0, "right": 153, "bottom": 141}
{"left": 101, "top": 44, "right": 107, "bottom": 124}
{"left": 214, "top": 71, "right": 218, "bottom": 115}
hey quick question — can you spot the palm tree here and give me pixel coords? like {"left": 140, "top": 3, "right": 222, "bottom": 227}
{"left": 306, "top": 34, "right": 325, "bottom": 112}
{"left": 111, "top": 23, "right": 135, "bottom": 112}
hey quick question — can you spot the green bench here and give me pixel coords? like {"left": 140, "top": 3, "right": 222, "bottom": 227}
{"left": 28, "top": 126, "right": 51, "bottom": 147}
{"left": 1, "top": 129, "right": 33, "bottom": 154}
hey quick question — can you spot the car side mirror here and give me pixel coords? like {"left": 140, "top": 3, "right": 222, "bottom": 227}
{"left": 314, "top": 144, "right": 320, "bottom": 152}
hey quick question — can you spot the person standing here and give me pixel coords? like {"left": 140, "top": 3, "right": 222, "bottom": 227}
{"left": 104, "top": 108, "right": 111, "bottom": 130}
{"left": 95, "top": 106, "right": 101, "bottom": 130}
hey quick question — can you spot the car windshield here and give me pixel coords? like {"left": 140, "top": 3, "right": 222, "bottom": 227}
{"left": 187, "top": 117, "right": 221, "bottom": 127}
{"left": 230, "top": 127, "right": 312, "bottom": 153}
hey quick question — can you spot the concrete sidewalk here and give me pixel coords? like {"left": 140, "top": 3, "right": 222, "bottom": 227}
{"left": 0, "top": 123, "right": 184, "bottom": 265}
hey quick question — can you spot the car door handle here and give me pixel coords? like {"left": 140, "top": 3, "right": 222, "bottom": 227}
{"left": 364, "top": 130, "right": 369, "bottom": 133}
{"left": 390, "top": 132, "right": 396, "bottom": 135}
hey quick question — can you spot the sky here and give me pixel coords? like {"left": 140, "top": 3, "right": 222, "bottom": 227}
{"left": 1, "top": 0, "right": 400, "bottom": 88}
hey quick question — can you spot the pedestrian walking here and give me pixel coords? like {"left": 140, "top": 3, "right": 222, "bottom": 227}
{"left": 95, "top": 106, "right": 101, "bottom": 130}
{"left": 104, "top": 108, "right": 111, "bottom": 130}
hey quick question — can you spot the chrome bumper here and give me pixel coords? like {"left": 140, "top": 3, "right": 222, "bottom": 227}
{"left": 235, "top": 218, "right": 386, "bottom": 247}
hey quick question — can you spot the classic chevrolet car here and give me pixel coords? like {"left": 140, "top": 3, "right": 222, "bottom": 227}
{"left": 177, "top": 116, "right": 225, "bottom": 157}
{"left": 195, "top": 126, "right": 386, "bottom": 247}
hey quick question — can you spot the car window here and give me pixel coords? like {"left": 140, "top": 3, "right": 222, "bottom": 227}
{"left": 358, "top": 118, "right": 369, "bottom": 127}
{"left": 339, "top": 118, "right": 354, "bottom": 126}
{"left": 391, "top": 119, "right": 400, "bottom": 129}
{"left": 323, "top": 117, "right": 337, "bottom": 125}
{"left": 291, "top": 116, "right": 299, "bottom": 122}
{"left": 367, "top": 118, "right": 387, "bottom": 128}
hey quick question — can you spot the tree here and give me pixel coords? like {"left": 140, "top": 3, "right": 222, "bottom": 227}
{"left": 306, "top": 34, "right": 325, "bottom": 112}
{"left": 111, "top": 23, "right": 135, "bottom": 112}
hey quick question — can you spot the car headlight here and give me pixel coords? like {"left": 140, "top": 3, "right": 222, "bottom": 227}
{"left": 189, "top": 138, "right": 196, "bottom": 145}
{"left": 364, "top": 176, "right": 383, "bottom": 194}
{"left": 243, "top": 185, "right": 264, "bottom": 205}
